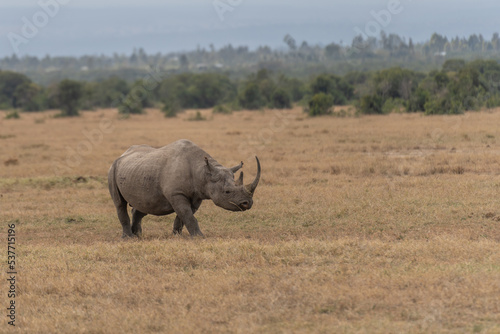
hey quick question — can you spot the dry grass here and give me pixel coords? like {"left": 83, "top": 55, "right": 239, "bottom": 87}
{"left": 1, "top": 107, "right": 500, "bottom": 333}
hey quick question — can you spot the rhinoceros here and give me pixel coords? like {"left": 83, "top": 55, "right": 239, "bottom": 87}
{"left": 108, "top": 139, "right": 261, "bottom": 237}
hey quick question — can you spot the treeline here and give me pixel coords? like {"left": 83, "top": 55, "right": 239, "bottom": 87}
{"left": 3, "top": 32, "right": 500, "bottom": 84}
{"left": 0, "top": 68, "right": 349, "bottom": 116}
{"left": 357, "top": 59, "right": 500, "bottom": 115}
{"left": 2, "top": 59, "right": 500, "bottom": 117}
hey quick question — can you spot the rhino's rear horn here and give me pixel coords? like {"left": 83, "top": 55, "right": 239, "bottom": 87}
{"left": 236, "top": 171, "right": 244, "bottom": 186}
{"left": 245, "top": 156, "right": 261, "bottom": 195}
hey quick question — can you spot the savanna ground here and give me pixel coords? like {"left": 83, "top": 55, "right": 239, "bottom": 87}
{"left": 1, "top": 106, "right": 500, "bottom": 333}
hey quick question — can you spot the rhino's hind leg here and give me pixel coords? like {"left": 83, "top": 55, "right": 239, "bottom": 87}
{"left": 109, "top": 163, "right": 134, "bottom": 238}
{"left": 116, "top": 203, "right": 134, "bottom": 238}
{"left": 131, "top": 208, "right": 146, "bottom": 237}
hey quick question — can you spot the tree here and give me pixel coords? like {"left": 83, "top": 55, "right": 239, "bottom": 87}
{"left": 492, "top": 33, "right": 500, "bottom": 51}
{"left": 0, "top": 71, "right": 31, "bottom": 108}
{"left": 429, "top": 33, "right": 448, "bottom": 52}
{"left": 283, "top": 34, "right": 297, "bottom": 52}
{"left": 442, "top": 59, "right": 466, "bottom": 72}
{"left": 310, "top": 74, "right": 353, "bottom": 105}
{"left": 57, "top": 80, "right": 83, "bottom": 116}
{"left": 239, "top": 82, "right": 265, "bottom": 110}
{"left": 325, "top": 43, "right": 342, "bottom": 59}
{"left": 276, "top": 75, "right": 305, "bottom": 102}
{"left": 13, "top": 82, "right": 44, "bottom": 111}
{"left": 351, "top": 34, "right": 374, "bottom": 59}
{"left": 372, "top": 67, "right": 419, "bottom": 100}
{"left": 188, "top": 73, "right": 236, "bottom": 108}
{"left": 179, "top": 54, "right": 189, "bottom": 71}
{"left": 467, "top": 34, "right": 481, "bottom": 51}
{"left": 118, "top": 79, "right": 152, "bottom": 115}
{"left": 408, "top": 38, "right": 414, "bottom": 55}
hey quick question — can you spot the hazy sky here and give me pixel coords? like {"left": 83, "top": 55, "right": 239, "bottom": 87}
{"left": 4, "top": 0, "right": 294, "bottom": 7}
{"left": 1, "top": 0, "right": 499, "bottom": 57}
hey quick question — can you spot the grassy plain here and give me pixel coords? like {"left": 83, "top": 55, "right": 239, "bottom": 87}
{"left": 1, "top": 107, "right": 500, "bottom": 333}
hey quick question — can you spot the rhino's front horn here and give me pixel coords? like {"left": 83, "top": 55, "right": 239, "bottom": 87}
{"left": 245, "top": 156, "right": 261, "bottom": 195}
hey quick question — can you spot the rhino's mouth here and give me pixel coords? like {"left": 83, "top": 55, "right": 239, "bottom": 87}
{"left": 229, "top": 201, "right": 244, "bottom": 211}
{"left": 229, "top": 200, "right": 251, "bottom": 211}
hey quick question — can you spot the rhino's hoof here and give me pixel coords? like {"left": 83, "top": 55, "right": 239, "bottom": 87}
{"left": 122, "top": 233, "right": 138, "bottom": 239}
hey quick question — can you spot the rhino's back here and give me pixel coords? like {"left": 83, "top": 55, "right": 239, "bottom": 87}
{"left": 119, "top": 140, "right": 202, "bottom": 167}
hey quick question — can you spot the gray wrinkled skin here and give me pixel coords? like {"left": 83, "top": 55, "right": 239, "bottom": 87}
{"left": 108, "top": 139, "right": 261, "bottom": 238}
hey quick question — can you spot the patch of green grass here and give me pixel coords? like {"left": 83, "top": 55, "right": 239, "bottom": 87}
{"left": 5, "top": 110, "right": 20, "bottom": 119}
{"left": 188, "top": 111, "right": 207, "bottom": 121}
{"left": 212, "top": 104, "right": 232, "bottom": 115}
{"left": 0, "top": 176, "right": 107, "bottom": 191}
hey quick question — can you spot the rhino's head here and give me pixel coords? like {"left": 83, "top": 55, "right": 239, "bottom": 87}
{"left": 205, "top": 156, "right": 261, "bottom": 211}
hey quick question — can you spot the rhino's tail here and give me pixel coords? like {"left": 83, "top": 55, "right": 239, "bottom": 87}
{"left": 108, "top": 160, "right": 127, "bottom": 208}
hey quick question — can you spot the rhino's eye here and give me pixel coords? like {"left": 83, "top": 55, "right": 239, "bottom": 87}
{"left": 225, "top": 190, "right": 231, "bottom": 194}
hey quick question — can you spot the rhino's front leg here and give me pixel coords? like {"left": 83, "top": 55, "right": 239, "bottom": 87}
{"left": 171, "top": 196, "right": 204, "bottom": 237}
{"left": 173, "top": 216, "right": 184, "bottom": 235}
{"left": 173, "top": 199, "right": 202, "bottom": 235}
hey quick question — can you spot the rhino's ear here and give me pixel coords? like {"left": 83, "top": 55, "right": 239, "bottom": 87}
{"left": 205, "top": 156, "right": 215, "bottom": 175}
{"left": 230, "top": 161, "right": 243, "bottom": 173}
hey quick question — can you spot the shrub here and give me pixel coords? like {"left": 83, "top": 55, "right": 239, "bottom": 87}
{"left": 156, "top": 73, "right": 236, "bottom": 110}
{"left": 382, "top": 98, "right": 405, "bottom": 114}
{"left": 306, "top": 93, "right": 334, "bottom": 116}
{"left": 406, "top": 87, "right": 430, "bottom": 112}
{"left": 424, "top": 96, "right": 463, "bottom": 115}
{"left": 486, "top": 94, "right": 500, "bottom": 108}
{"left": 371, "top": 67, "right": 420, "bottom": 100}
{"left": 212, "top": 104, "right": 232, "bottom": 114}
{"left": 358, "top": 94, "right": 384, "bottom": 114}
{"left": 162, "top": 100, "right": 182, "bottom": 118}
{"left": 271, "top": 88, "right": 292, "bottom": 109}
{"left": 448, "top": 67, "right": 484, "bottom": 103}
{"left": 117, "top": 79, "right": 156, "bottom": 115}
{"left": 188, "top": 111, "right": 206, "bottom": 121}
{"left": 82, "top": 77, "right": 130, "bottom": 109}
{"left": 5, "top": 110, "right": 20, "bottom": 119}
{"left": 118, "top": 99, "right": 143, "bottom": 115}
